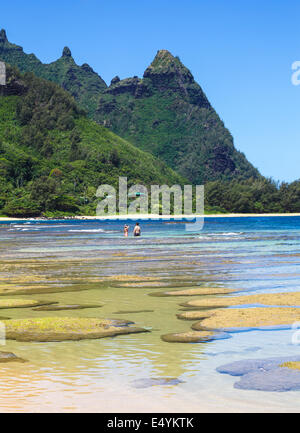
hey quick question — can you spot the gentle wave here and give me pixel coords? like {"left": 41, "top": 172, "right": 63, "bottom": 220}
{"left": 11, "top": 224, "right": 74, "bottom": 228}
{"left": 68, "top": 229, "right": 118, "bottom": 233}
{"left": 208, "top": 232, "right": 244, "bottom": 236}
{"left": 198, "top": 232, "right": 245, "bottom": 240}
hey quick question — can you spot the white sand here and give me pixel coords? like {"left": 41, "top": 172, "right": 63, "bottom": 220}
{"left": 1, "top": 213, "right": 300, "bottom": 222}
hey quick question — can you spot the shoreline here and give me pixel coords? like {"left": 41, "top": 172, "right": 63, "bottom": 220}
{"left": 1, "top": 213, "right": 300, "bottom": 222}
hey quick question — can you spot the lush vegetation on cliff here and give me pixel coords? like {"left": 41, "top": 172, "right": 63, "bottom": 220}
{"left": 0, "top": 65, "right": 184, "bottom": 217}
{"left": 0, "top": 29, "right": 107, "bottom": 118}
{"left": 96, "top": 50, "right": 260, "bottom": 184}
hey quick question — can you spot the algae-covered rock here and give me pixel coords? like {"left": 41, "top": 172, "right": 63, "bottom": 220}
{"left": 176, "top": 310, "right": 218, "bottom": 321}
{"left": 0, "top": 284, "right": 88, "bottom": 296}
{"left": 33, "top": 304, "right": 103, "bottom": 311}
{"left": 0, "top": 299, "right": 56, "bottom": 309}
{"left": 149, "top": 288, "right": 235, "bottom": 297}
{"left": 0, "top": 351, "right": 26, "bottom": 363}
{"left": 280, "top": 361, "right": 300, "bottom": 371}
{"left": 3, "top": 317, "right": 149, "bottom": 342}
{"left": 184, "top": 292, "right": 300, "bottom": 309}
{"left": 161, "top": 330, "right": 225, "bottom": 343}
{"left": 192, "top": 307, "right": 300, "bottom": 331}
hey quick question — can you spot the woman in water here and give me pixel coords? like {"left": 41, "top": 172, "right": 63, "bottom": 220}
{"left": 124, "top": 225, "right": 129, "bottom": 237}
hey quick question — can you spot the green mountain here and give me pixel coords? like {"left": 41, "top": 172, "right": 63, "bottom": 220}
{"left": 0, "top": 30, "right": 260, "bottom": 184}
{"left": 0, "top": 29, "right": 107, "bottom": 117}
{"left": 0, "top": 64, "right": 184, "bottom": 217}
{"left": 96, "top": 50, "right": 260, "bottom": 184}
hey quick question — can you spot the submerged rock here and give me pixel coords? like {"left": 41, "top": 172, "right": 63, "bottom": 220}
{"left": 176, "top": 310, "right": 219, "bottom": 321}
{"left": 132, "top": 377, "right": 184, "bottom": 388}
{"left": 33, "top": 304, "right": 103, "bottom": 311}
{"left": 150, "top": 288, "right": 234, "bottom": 297}
{"left": 3, "top": 317, "right": 149, "bottom": 342}
{"left": 0, "top": 285, "right": 89, "bottom": 296}
{"left": 217, "top": 356, "right": 300, "bottom": 392}
{"left": 0, "top": 299, "right": 56, "bottom": 309}
{"left": 0, "top": 351, "right": 26, "bottom": 363}
{"left": 235, "top": 369, "right": 300, "bottom": 392}
{"left": 161, "top": 330, "right": 230, "bottom": 343}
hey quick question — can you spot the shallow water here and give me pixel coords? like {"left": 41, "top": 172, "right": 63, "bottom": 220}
{"left": 1, "top": 216, "right": 300, "bottom": 412}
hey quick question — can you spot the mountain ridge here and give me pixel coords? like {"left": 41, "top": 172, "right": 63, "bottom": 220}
{"left": 0, "top": 29, "right": 260, "bottom": 184}
{"left": 0, "top": 30, "right": 107, "bottom": 117}
{"left": 96, "top": 49, "right": 260, "bottom": 183}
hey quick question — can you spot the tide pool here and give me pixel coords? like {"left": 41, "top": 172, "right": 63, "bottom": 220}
{"left": 0, "top": 216, "right": 300, "bottom": 412}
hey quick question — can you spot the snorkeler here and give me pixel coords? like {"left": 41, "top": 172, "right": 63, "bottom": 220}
{"left": 133, "top": 222, "right": 141, "bottom": 237}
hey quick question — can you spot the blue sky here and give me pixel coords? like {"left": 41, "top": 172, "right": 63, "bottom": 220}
{"left": 1, "top": 0, "right": 300, "bottom": 182}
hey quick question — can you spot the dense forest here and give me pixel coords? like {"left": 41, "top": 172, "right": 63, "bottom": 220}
{"left": 0, "top": 65, "right": 183, "bottom": 217}
{"left": 205, "top": 178, "right": 300, "bottom": 214}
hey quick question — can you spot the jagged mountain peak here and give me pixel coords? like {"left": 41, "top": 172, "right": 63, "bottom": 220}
{"left": 96, "top": 49, "right": 259, "bottom": 184}
{"left": 0, "top": 32, "right": 107, "bottom": 116}
{"left": 81, "top": 63, "right": 94, "bottom": 73}
{"left": 62, "top": 46, "right": 72, "bottom": 58}
{"left": 144, "top": 49, "right": 193, "bottom": 80}
{"left": 110, "top": 75, "right": 120, "bottom": 86}
{"left": 152, "top": 49, "right": 178, "bottom": 65}
{"left": 0, "top": 29, "right": 7, "bottom": 43}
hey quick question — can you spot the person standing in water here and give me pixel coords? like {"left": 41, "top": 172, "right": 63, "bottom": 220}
{"left": 124, "top": 224, "right": 129, "bottom": 237}
{"left": 133, "top": 222, "right": 141, "bottom": 237}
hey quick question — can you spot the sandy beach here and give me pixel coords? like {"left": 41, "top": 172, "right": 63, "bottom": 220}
{"left": 1, "top": 213, "right": 300, "bottom": 222}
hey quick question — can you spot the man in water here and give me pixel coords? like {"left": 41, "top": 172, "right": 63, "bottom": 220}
{"left": 133, "top": 222, "right": 141, "bottom": 237}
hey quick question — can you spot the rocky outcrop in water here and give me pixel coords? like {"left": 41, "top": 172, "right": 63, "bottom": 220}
{"left": 0, "top": 351, "right": 26, "bottom": 363}
{"left": 217, "top": 356, "right": 300, "bottom": 391}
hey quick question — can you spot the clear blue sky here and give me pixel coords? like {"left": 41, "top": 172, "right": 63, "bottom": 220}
{"left": 1, "top": 0, "right": 300, "bottom": 182}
